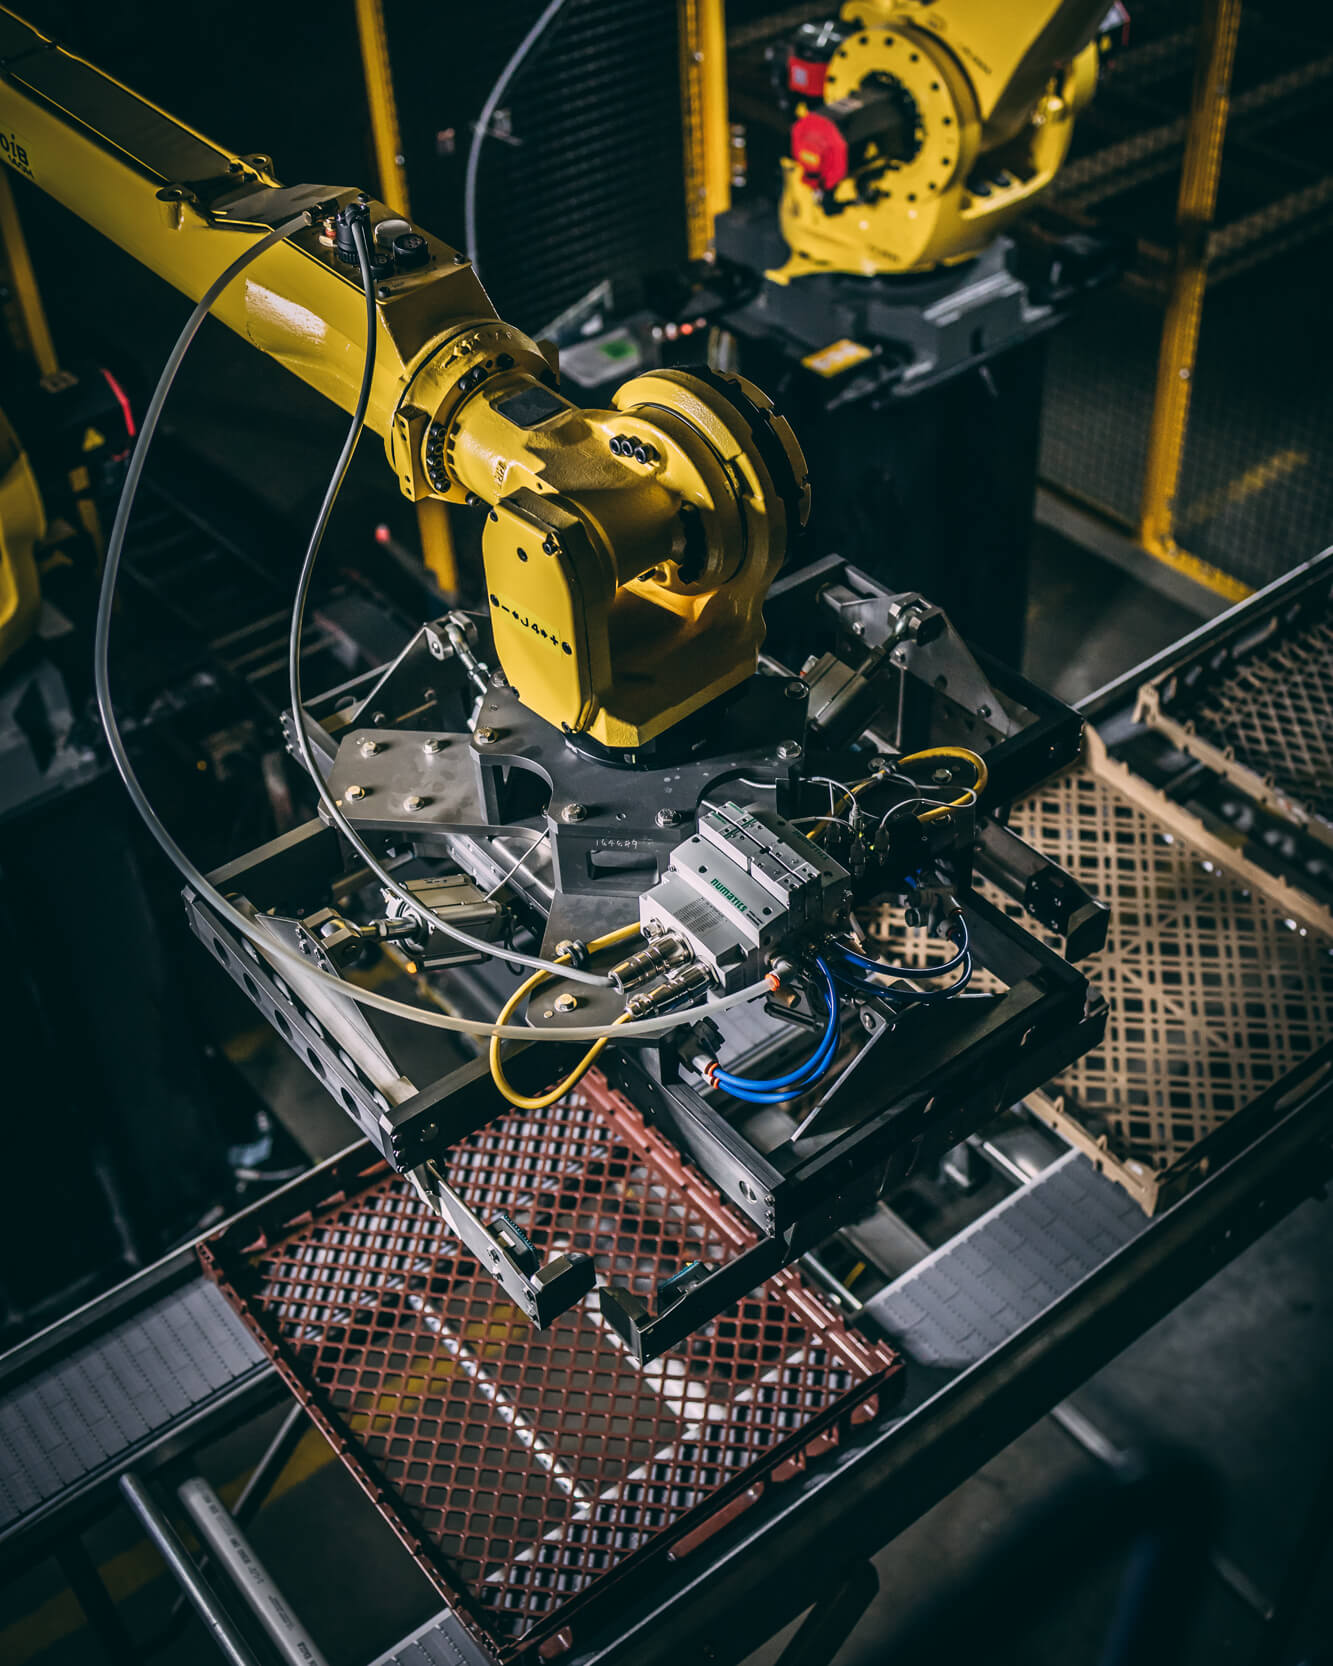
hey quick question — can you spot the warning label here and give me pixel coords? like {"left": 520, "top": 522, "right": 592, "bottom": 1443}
{"left": 0, "top": 129, "right": 34, "bottom": 180}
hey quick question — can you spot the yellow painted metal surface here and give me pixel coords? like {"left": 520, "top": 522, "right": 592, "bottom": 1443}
{"left": 1138, "top": 0, "right": 1248, "bottom": 600}
{"left": 772, "top": 0, "right": 1106, "bottom": 279}
{"left": 0, "top": 9, "right": 497, "bottom": 438}
{"left": 431, "top": 363, "right": 808, "bottom": 747}
{"left": 0, "top": 407, "right": 44, "bottom": 663}
{"left": 679, "top": 0, "right": 732, "bottom": 257}
{"left": 355, "top": 0, "right": 412, "bottom": 218}
{"left": 351, "top": 0, "right": 461, "bottom": 592}
{"left": 414, "top": 495, "right": 459, "bottom": 597}
{"left": 0, "top": 7, "right": 808, "bottom": 742}
{"left": 0, "top": 167, "right": 57, "bottom": 376}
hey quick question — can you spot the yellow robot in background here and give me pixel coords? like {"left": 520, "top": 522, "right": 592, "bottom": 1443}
{"left": 772, "top": 0, "right": 1119, "bottom": 281}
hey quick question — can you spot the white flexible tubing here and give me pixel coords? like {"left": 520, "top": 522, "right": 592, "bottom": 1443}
{"left": 91, "top": 217, "right": 771, "bottom": 1044}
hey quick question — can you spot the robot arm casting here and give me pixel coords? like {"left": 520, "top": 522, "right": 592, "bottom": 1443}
{"left": 774, "top": 0, "right": 1117, "bottom": 277}
{"left": 0, "top": 7, "right": 808, "bottom": 747}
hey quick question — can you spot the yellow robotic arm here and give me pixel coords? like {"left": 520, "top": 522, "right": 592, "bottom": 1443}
{"left": 775, "top": 0, "right": 1112, "bottom": 278}
{"left": 0, "top": 8, "right": 808, "bottom": 747}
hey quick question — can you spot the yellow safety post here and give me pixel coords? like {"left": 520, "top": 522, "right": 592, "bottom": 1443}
{"left": 0, "top": 168, "right": 59, "bottom": 377}
{"left": 679, "top": 0, "right": 731, "bottom": 258}
{"left": 354, "top": 0, "right": 411, "bottom": 217}
{"left": 1137, "top": 0, "right": 1250, "bottom": 602}
{"left": 354, "top": 0, "right": 459, "bottom": 595}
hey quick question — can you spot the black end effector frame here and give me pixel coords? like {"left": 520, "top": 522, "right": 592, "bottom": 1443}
{"left": 185, "top": 559, "right": 1108, "bottom": 1362}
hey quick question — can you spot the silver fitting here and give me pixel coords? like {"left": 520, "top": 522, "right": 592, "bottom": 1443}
{"left": 554, "top": 937, "right": 589, "bottom": 969}
{"left": 608, "top": 935, "right": 691, "bottom": 992}
{"left": 626, "top": 962, "right": 712, "bottom": 1019}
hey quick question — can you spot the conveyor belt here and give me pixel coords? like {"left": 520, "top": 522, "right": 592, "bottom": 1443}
{"left": 864, "top": 1151, "right": 1149, "bottom": 1367}
{"left": 0, "top": 1270, "right": 267, "bottom": 1548}
{"left": 371, "top": 1153, "right": 1151, "bottom": 1666}
{"left": 369, "top": 1610, "right": 500, "bottom": 1666}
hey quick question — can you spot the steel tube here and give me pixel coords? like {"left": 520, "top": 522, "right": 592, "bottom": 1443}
{"left": 179, "top": 1477, "right": 330, "bottom": 1666}
{"left": 118, "top": 1472, "right": 262, "bottom": 1666}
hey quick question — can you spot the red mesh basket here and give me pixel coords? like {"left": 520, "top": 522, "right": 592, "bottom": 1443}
{"left": 199, "top": 1071, "right": 900, "bottom": 1660}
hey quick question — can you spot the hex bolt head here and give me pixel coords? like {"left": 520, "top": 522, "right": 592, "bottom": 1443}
{"left": 932, "top": 766, "right": 952, "bottom": 784}
{"left": 777, "top": 740, "right": 803, "bottom": 761}
{"left": 553, "top": 992, "right": 579, "bottom": 1013}
{"left": 404, "top": 794, "right": 430, "bottom": 812}
{"left": 474, "top": 726, "right": 498, "bottom": 745}
{"left": 422, "top": 736, "right": 446, "bottom": 754}
{"left": 562, "top": 802, "right": 588, "bottom": 823}
{"left": 360, "top": 737, "right": 384, "bottom": 756}
{"left": 344, "top": 784, "right": 367, "bottom": 801}
{"left": 784, "top": 680, "right": 806, "bottom": 701}
{"left": 656, "top": 807, "right": 684, "bottom": 828}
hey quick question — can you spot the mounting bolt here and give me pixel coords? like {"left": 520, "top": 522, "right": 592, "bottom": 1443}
{"left": 404, "top": 794, "right": 430, "bottom": 812}
{"left": 777, "top": 740, "right": 803, "bottom": 761}
{"left": 784, "top": 680, "right": 806, "bottom": 701}
{"left": 344, "top": 784, "right": 367, "bottom": 801}
{"left": 490, "top": 669, "right": 508, "bottom": 688}
{"left": 474, "top": 726, "right": 498, "bottom": 745}
{"left": 553, "top": 992, "right": 579, "bottom": 1013}
{"left": 422, "top": 736, "right": 446, "bottom": 754}
{"left": 932, "top": 767, "right": 952, "bottom": 784}
{"left": 656, "top": 807, "right": 684, "bottom": 828}
{"left": 360, "top": 738, "right": 384, "bottom": 756}
{"left": 562, "top": 802, "right": 588, "bottom": 823}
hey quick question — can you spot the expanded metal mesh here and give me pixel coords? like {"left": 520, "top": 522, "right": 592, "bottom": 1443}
{"left": 959, "top": 760, "right": 1333, "bottom": 1207}
{"left": 201, "top": 1073, "right": 896, "bottom": 1657}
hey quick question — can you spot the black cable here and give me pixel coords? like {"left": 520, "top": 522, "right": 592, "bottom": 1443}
{"left": 282, "top": 211, "right": 611, "bottom": 988}
{"left": 90, "top": 213, "right": 756, "bottom": 1039}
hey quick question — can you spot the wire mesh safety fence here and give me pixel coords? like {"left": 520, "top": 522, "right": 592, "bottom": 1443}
{"left": 1041, "top": 0, "right": 1333, "bottom": 590}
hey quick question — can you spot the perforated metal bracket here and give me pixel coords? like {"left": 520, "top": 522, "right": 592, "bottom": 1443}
{"left": 412, "top": 1159, "right": 596, "bottom": 1327}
